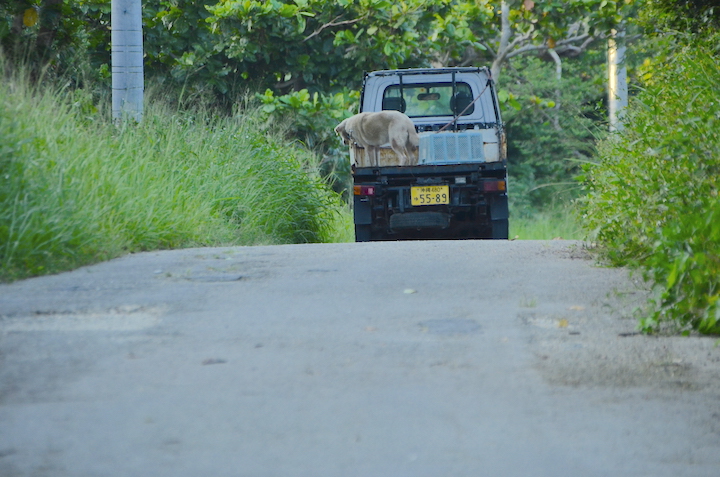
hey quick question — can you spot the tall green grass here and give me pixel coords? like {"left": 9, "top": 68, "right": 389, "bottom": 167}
{"left": 0, "top": 69, "right": 343, "bottom": 281}
{"left": 509, "top": 204, "right": 582, "bottom": 240}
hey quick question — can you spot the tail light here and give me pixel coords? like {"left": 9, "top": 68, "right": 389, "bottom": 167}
{"left": 482, "top": 180, "right": 506, "bottom": 192}
{"left": 354, "top": 185, "right": 376, "bottom": 196}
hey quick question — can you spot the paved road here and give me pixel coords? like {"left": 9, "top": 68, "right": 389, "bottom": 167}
{"left": 1, "top": 240, "right": 719, "bottom": 476}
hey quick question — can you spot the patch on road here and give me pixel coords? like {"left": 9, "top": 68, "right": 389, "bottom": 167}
{"left": 0, "top": 306, "right": 163, "bottom": 332}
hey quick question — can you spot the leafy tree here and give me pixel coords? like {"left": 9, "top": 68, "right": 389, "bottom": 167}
{"left": 202, "top": 0, "right": 488, "bottom": 94}
{"left": 501, "top": 51, "right": 608, "bottom": 212}
{"left": 449, "top": 1, "right": 628, "bottom": 212}
{"left": 143, "top": 1, "right": 226, "bottom": 95}
{"left": 2, "top": 1, "right": 628, "bottom": 103}
{"left": 641, "top": 0, "right": 720, "bottom": 31}
{"left": 0, "top": 0, "right": 110, "bottom": 82}
{"left": 441, "top": 0, "right": 631, "bottom": 82}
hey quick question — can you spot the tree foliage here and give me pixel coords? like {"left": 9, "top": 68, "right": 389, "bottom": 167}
{"left": 1, "top": 1, "right": 628, "bottom": 95}
{"left": 463, "top": 0, "right": 628, "bottom": 80}
{"left": 641, "top": 0, "right": 720, "bottom": 32}
{"left": 146, "top": 0, "right": 496, "bottom": 96}
{"left": 0, "top": 1, "right": 110, "bottom": 83}
{"left": 502, "top": 52, "right": 607, "bottom": 212}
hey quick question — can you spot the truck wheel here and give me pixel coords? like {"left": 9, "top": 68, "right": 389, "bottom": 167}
{"left": 355, "top": 225, "right": 372, "bottom": 242}
{"left": 491, "top": 219, "right": 509, "bottom": 240}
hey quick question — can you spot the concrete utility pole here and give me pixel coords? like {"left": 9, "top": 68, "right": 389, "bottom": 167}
{"left": 112, "top": 0, "right": 144, "bottom": 122}
{"left": 608, "top": 28, "right": 628, "bottom": 132}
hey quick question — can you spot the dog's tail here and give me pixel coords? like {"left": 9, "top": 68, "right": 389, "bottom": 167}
{"left": 408, "top": 129, "right": 419, "bottom": 149}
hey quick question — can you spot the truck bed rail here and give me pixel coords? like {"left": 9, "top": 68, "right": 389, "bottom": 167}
{"left": 353, "top": 161, "right": 506, "bottom": 180}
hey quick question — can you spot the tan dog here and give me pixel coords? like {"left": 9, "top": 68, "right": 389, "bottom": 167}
{"left": 335, "top": 111, "right": 419, "bottom": 166}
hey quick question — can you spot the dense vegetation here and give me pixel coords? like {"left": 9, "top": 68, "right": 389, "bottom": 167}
{"left": 1, "top": 0, "right": 623, "bottom": 282}
{"left": 0, "top": 0, "right": 628, "bottom": 207}
{"left": 6, "top": 0, "right": 719, "bottom": 336}
{"left": 0, "top": 66, "right": 345, "bottom": 281}
{"left": 582, "top": 4, "right": 720, "bottom": 334}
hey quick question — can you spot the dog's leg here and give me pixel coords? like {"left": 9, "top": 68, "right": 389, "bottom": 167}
{"left": 363, "top": 145, "right": 371, "bottom": 167}
{"left": 404, "top": 137, "right": 418, "bottom": 166}
{"left": 390, "top": 138, "right": 408, "bottom": 166}
{"left": 409, "top": 144, "right": 419, "bottom": 165}
{"left": 401, "top": 146, "right": 411, "bottom": 166}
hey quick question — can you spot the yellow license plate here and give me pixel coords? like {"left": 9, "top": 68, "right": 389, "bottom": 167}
{"left": 411, "top": 185, "right": 450, "bottom": 206}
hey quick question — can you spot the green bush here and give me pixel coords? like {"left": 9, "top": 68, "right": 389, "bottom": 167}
{"left": 0, "top": 67, "right": 343, "bottom": 282}
{"left": 641, "top": 204, "right": 720, "bottom": 334}
{"left": 255, "top": 87, "right": 358, "bottom": 197}
{"left": 581, "top": 33, "right": 720, "bottom": 334}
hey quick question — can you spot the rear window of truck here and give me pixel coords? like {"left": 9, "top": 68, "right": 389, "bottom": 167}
{"left": 381, "top": 82, "right": 475, "bottom": 118}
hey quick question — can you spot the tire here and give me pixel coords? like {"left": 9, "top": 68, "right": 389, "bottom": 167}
{"left": 355, "top": 225, "right": 372, "bottom": 242}
{"left": 491, "top": 219, "right": 509, "bottom": 240}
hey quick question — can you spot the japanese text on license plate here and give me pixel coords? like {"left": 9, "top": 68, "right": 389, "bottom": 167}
{"left": 411, "top": 185, "right": 450, "bottom": 206}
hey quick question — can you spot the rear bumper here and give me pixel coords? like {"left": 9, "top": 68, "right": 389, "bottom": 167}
{"left": 352, "top": 161, "right": 508, "bottom": 240}
{"left": 354, "top": 191, "right": 508, "bottom": 237}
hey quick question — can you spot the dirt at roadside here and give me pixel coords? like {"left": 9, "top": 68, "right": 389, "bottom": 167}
{"left": 519, "top": 250, "right": 720, "bottom": 395}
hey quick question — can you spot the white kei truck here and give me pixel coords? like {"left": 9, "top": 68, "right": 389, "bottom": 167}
{"left": 350, "top": 67, "right": 509, "bottom": 241}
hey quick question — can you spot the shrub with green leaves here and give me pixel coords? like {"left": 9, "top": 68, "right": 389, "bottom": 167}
{"left": 256, "top": 87, "right": 359, "bottom": 196}
{"left": 581, "top": 33, "right": 720, "bottom": 334}
{"left": 256, "top": 87, "right": 358, "bottom": 152}
{"left": 640, "top": 204, "right": 720, "bottom": 334}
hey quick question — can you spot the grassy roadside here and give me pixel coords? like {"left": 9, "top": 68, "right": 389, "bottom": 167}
{"left": 510, "top": 204, "right": 582, "bottom": 240}
{"left": 0, "top": 68, "right": 583, "bottom": 283}
{"left": 0, "top": 71, "right": 344, "bottom": 282}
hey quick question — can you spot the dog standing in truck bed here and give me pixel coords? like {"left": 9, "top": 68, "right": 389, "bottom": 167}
{"left": 335, "top": 111, "right": 419, "bottom": 167}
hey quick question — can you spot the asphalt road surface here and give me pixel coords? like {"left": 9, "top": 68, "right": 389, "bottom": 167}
{"left": 1, "top": 240, "right": 719, "bottom": 477}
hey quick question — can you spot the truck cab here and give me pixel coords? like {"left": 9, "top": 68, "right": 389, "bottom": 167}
{"left": 352, "top": 67, "right": 508, "bottom": 241}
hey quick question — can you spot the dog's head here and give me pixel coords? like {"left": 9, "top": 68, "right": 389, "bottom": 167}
{"left": 334, "top": 118, "right": 352, "bottom": 145}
